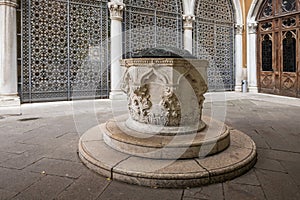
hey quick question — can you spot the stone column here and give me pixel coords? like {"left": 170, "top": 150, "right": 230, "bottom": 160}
{"left": 0, "top": 0, "right": 20, "bottom": 109}
{"left": 234, "top": 24, "right": 244, "bottom": 91}
{"left": 183, "top": 15, "right": 195, "bottom": 53}
{"left": 108, "top": 1, "right": 126, "bottom": 100}
{"left": 247, "top": 22, "right": 258, "bottom": 93}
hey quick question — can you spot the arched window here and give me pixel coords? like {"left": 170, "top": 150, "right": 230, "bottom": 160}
{"left": 257, "top": 0, "right": 300, "bottom": 97}
{"left": 194, "top": 0, "right": 235, "bottom": 91}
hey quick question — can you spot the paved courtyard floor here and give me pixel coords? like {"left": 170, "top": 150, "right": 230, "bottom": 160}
{"left": 0, "top": 92, "right": 300, "bottom": 200}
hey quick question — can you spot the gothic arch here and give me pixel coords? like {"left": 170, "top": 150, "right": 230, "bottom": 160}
{"left": 182, "top": 0, "right": 242, "bottom": 24}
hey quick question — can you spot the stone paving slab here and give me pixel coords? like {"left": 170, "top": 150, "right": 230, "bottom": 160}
{"left": 12, "top": 175, "right": 73, "bottom": 200}
{"left": 0, "top": 92, "right": 299, "bottom": 199}
{"left": 183, "top": 183, "right": 223, "bottom": 200}
{"left": 280, "top": 160, "right": 300, "bottom": 187}
{"left": 57, "top": 170, "right": 109, "bottom": 200}
{"left": 255, "top": 169, "right": 300, "bottom": 200}
{"left": 25, "top": 158, "right": 85, "bottom": 179}
{"left": 0, "top": 167, "right": 42, "bottom": 193}
{"left": 97, "top": 181, "right": 182, "bottom": 200}
{"left": 79, "top": 126, "right": 256, "bottom": 188}
{"left": 0, "top": 189, "right": 17, "bottom": 200}
{"left": 223, "top": 182, "right": 266, "bottom": 200}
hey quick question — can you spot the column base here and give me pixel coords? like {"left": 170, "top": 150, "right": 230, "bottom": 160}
{"left": 234, "top": 85, "right": 242, "bottom": 92}
{"left": 109, "top": 91, "right": 127, "bottom": 100}
{"left": 0, "top": 94, "right": 21, "bottom": 115}
{"left": 248, "top": 86, "right": 258, "bottom": 93}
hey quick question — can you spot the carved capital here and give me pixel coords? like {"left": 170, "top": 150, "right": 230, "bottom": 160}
{"left": 248, "top": 22, "right": 258, "bottom": 34}
{"left": 0, "top": 0, "right": 18, "bottom": 7}
{"left": 235, "top": 24, "right": 244, "bottom": 35}
{"left": 183, "top": 15, "right": 195, "bottom": 30}
{"left": 108, "top": 1, "right": 125, "bottom": 21}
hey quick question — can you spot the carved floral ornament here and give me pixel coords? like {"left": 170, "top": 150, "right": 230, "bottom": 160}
{"left": 126, "top": 84, "right": 182, "bottom": 126}
{"left": 121, "top": 59, "right": 208, "bottom": 127}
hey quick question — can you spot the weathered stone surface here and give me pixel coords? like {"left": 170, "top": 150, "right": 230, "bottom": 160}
{"left": 102, "top": 117, "right": 230, "bottom": 159}
{"left": 196, "top": 137, "right": 255, "bottom": 172}
{"left": 224, "top": 182, "right": 266, "bottom": 200}
{"left": 121, "top": 58, "right": 208, "bottom": 130}
{"left": 98, "top": 181, "right": 182, "bottom": 200}
{"left": 12, "top": 175, "right": 73, "bottom": 200}
{"left": 0, "top": 167, "right": 42, "bottom": 192}
{"left": 183, "top": 183, "right": 223, "bottom": 200}
{"left": 0, "top": 188, "right": 17, "bottom": 199}
{"left": 0, "top": 148, "right": 46, "bottom": 170}
{"left": 1, "top": 92, "right": 300, "bottom": 198}
{"left": 79, "top": 139, "right": 130, "bottom": 179}
{"left": 79, "top": 127, "right": 256, "bottom": 188}
{"left": 256, "top": 169, "right": 300, "bottom": 200}
{"left": 280, "top": 160, "right": 300, "bottom": 187}
{"left": 255, "top": 157, "right": 286, "bottom": 173}
{"left": 25, "top": 158, "right": 85, "bottom": 179}
{"left": 80, "top": 125, "right": 103, "bottom": 142}
{"left": 57, "top": 170, "right": 109, "bottom": 200}
{"left": 230, "top": 169, "right": 260, "bottom": 186}
{"left": 0, "top": 151, "right": 19, "bottom": 163}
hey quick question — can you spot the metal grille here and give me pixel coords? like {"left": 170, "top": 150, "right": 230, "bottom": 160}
{"left": 123, "top": 0, "right": 183, "bottom": 58}
{"left": 194, "top": 0, "right": 235, "bottom": 91}
{"left": 21, "top": 0, "right": 110, "bottom": 102}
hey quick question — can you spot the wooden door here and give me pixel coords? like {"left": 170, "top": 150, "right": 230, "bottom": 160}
{"left": 257, "top": 0, "right": 300, "bottom": 98}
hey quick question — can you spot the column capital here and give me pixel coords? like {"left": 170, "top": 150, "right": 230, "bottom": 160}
{"left": 108, "top": 1, "right": 125, "bottom": 21}
{"left": 0, "top": 0, "right": 18, "bottom": 7}
{"left": 182, "top": 15, "right": 195, "bottom": 30}
{"left": 248, "top": 22, "right": 258, "bottom": 34}
{"left": 235, "top": 24, "right": 244, "bottom": 35}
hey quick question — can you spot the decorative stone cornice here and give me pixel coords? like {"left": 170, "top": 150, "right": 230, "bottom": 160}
{"left": 235, "top": 24, "right": 244, "bottom": 35}
{"left": 182, "top": 15, "right": 195, "bottom": 30}
{"left": 248, "top": 22, "right": 258, "bottom": 34}
{"left": 108, "top": 1, "right": 125, "bottom": 21}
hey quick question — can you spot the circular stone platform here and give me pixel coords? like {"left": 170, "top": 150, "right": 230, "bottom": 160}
{"left": 102, "top": 116, "right": 230, "bottom": 159}
{"left": 78, "top": 118, "right": 257, "bottom": 188}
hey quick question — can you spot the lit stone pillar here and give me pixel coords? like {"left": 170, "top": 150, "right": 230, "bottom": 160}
{"left": 247, "top": 22, "right": 258, "bottom": 93}
{"left": 0, "top": 0, "right": 20, "bottom": 108}
{"left": 183, "top": 15, "right": 195, "bottom": 53}
{"left": 234, "top": 24, "right": 244, "bottom": 91}
{"left": 108, "top": 1, "right": 126, "bottom": 100}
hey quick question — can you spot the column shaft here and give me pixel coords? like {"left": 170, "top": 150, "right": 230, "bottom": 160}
{"left": 183, "top": 15, "right": 195, "bottom": 54}
{"left": 247, "top": 23, "right": 258, "bottom": 93}
{"left": 0, "top": 0, "right": 20, "bottom": 109}
{"left": 108, "top": 1, "right": 126, "bottom": 100}
{"left": 234, "top": 24, "right": 244, "bottom": 91}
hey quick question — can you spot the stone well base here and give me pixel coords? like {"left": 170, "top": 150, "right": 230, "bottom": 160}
{"left": 102, "top": 116, "right": 230, "bottom": 159}
{"left": 78, "top": 119, "right": 257, "bottom": 188}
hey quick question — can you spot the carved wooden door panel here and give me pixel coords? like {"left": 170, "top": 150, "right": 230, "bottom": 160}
{"left": 258, "top": 0, "right": 300, "bottom": 97}
{"left": 280, "top": 30, "right": 298, "bottom": 97}
{"left": 258, "top": 32, "right": 276, "bottom": 94}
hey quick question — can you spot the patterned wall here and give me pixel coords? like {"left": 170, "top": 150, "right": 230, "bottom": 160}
{"left": 194, "top": 0, "right": 235, "bottom": 91}
{"left": 123, "top": 0, "right": 183, "bottom": 57}
{"left": 21, "top": 0, "right": 110, "bottom": 102}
